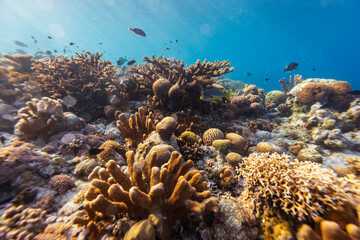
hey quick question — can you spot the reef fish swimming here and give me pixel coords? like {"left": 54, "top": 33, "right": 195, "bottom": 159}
{"left": 128, "top": 27, "right": 146, "bottom": 37}
{"left": 127, "top": 60, "right": 136, "bottom": 65}
{"left": 284, "top": 62, "right": 299, "bottom": 72}
{"left": 117, "top": 56, "right": 127, "bottom": 66}
{"left": 200, "top": 85, "right": 231, "bottom": 102}
{"left": 14, "top": 41, "right": 28, "bottom": 47}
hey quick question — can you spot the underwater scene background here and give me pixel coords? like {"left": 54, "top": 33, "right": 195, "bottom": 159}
{"left": 1, "top": 0, "right": 360, "bottom": 240}
{"left": 1, "top": 0, "right": 360, "bottom": 91}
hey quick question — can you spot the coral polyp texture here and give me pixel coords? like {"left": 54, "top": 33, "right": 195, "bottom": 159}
{"left": 238, "top": 152, "right": 351, "bottom": 220}
{"left": 73, "top": 150, "right": 216, "bottom": 239}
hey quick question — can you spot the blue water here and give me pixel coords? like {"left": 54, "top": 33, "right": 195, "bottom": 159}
{"left": 1, "top": 0, "right": 359, "bottom": 92}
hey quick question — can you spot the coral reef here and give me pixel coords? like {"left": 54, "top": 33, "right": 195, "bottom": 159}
{"left": 49, "top": 174, "right": 75, "bottom": 194}
{"left": 203, "top": 128, "right": 224, "bottom": 146}
{"left": 73, "top": 151, "right": 217, "bottom": 239}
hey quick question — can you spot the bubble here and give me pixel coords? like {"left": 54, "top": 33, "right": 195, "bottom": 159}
{"left": 61, "top": 133, "right": 76, "bottom": 145}
{"left": 36, "top": 0, "right": 54, "bottom": 11}
{"left": 63, "top": 96, "right": 77, "bottom": 107}
{"left": 200, "top": 24, "right": 211, "bottom": 35}
{"left": 48, "top": 23, "right": 65, "bottom": 38}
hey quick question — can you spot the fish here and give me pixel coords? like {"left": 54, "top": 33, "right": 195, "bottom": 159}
{"left": 63, "top": 48, "right": 67, "bottom": 53}
{"left": 48, "top": 36, "right": 52, "bottom": 39}
{"left": 127, "top": 60, "right": 136, "bottom": 65}
{"left": 265, "top": 78, "right": 271, "bottom": 81}
{"left": 69, "top": 42, "right": 75, "bottom": 46}
{"left": 99, "top": 42, "right": 102, "bottom": 45}
{"left": 284, "top": 62, "right": 299, "bottom": 72}
{"left": 349, "top": 90, "right": 360, "bottom": 95}
{"left": 200, "top": 85, "right": 231, "bottom": 102}
{"left": 164, "top": 43, "right": 167, "bottom": 45}
{"left": 15, "top": 49, "right": 27, "bottom": 54}
{"left": 53, "top": 49, "right": 58, "bottom": 53}
{"left": 14, "top": 41, "right": 28, "bottom": 47}
{"left": 170, "top": 41, "right": 173, "bottom": 43}
{"left": 312, "top": 68, "right": 316, "bottom": 71}
{"left": 31, "top": 36, "right": 35, "bottom": 40}
{"left": 117, "top": 56, "right": 127, "bottom": 66}
{"left": 45, "top": 50, "right": 52, "bottom": 55}
{"left": 166, "top": 48, "right": 170, "bottom": 50}
{"left": 176, "top": 40, "right": 178, "bottom": 43}
{"left": 88, "top": 148, "right": 103, "bottom": 156}
{"left": 76, "top": 45, "right": 79, "bottom": 48}
{"left": 34, "top": 40, "right": 38, "bottom": 44}
{"left": 128, "top": 27, "right": 146, "bottom": 37}
{"left": 244, "top": 72, "right": 252, "bottom": 76}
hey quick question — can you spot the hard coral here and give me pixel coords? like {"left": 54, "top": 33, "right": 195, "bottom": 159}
{"left": 295, "top": 82, "right": 333, "bottom": 105}
{"left": 238, "top": 152, "right": 351, "bottom": 221}
{"left": 203, "top": 128, "right": 224, "bottom": 146}
{"left": 73, "top": 151, "right": 216, "bottom": 239}
{"left": 97, "top": 140, "right": 126, "bottom": 164}
{"left": 31, "top": 52, "right": 117, "bottom": 120}
{"left": 49, "top": 174, "right": 75, "bottom": 194}
{"left": 116, "top": 107, "right": 158, "bottom": 148}
{"left": 328, "top": 81, "right": 354, "bottom": 112}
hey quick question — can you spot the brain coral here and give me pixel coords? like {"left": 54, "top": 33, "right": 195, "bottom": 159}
{"left": 238, "top": 152, "right": 351, "bottom": 220}
{"left": 295, "top": 82, "right": 333, "bottom": 105}
{"left": 203, "top": 128, "right": 224, "bottom": 146}
{"left": 73, "top": 151, "right": 216, "bottom": 239}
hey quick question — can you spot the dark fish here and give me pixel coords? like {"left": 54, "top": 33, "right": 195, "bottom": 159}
{"left": 15, "top": 49, "right": 27, "bottom": 54}
{"left": 284, "top": 62, "right": 299, "bottom": 72}
{"left": 46, "top": 50, "right": 52, "bottom": 55}
{"left": 34, "top": 40, "right": 38, "bottom": 44}
{"left": 312, "top": 68, "right": 316, "bottom": 71}
{"left": 166, "top": 48, "right": 170, "bottom": 50}
{"left": 265, "top": 78, "right": 271, "bottom": 81}
{"left": 99, "top": 42, "right": 102, "bottom": 45}
{"left": 0, "top": 135, "right": 5, "bottom": 144}
{"left": 31, "top": 36, "right": 35, "bottom": 40}
{"left": 164, "top": 43, "right": 167, "bottom": 45}
{"left": 244, "top": 72, "right": 252, "bottom": 76}
{"left": 127, "top": 60, "right": 136, "bottom": 65}
{"left": 88, "top": 148, "right": 103, "bottom": 156}
{"left": 63, "top": 48, "right": 66, "bottom": 53}
{"left": 53, "top": 49, "right": 58, "bottom": 53}
{"left": 349, "top": 90, "right": 360, "bottom": 95}
{"left": 14, "top": 41, "right": 28, "bottom": 47}
{"left": 69, "top": 42, "right": 75, "bottom": 46}
{"left": 170, "top": 41, "right": 172, "bottom": 43}
{"left": 76, "top": 45, "right": 79, "bottom": 48}
{"left": 128, "top": 27, "right": 146, "bottom": 37}
{"left": 117, "top": 57, "right": 127, "bottom": 66}
{"left": 48, "top": 36, "right": 52, "bottom": 39}
{"left": 176, "top": 40, "right": 178, "bottom": 43}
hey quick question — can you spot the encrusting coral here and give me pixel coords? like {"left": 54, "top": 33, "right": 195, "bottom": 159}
{"left": 73, "top": 150, "right": 217, "bottom": 239}
{"left": 116, "top": 107, "right": 159, "bottom": 148}
{"left": 237, "top": 152, "right": 352, "bottom": 221}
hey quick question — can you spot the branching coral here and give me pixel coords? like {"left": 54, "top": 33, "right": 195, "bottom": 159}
{"left": 31, "top": 52, "right": 117, "bottom": 119}
{"left": 73, "top": 151, "right": 216, "bottom": 239}
{"left": 116, "top": 107, "right": 158, "bottom": 148}
{"left": 237, "top": 152, "right": 351, "bottom": 221}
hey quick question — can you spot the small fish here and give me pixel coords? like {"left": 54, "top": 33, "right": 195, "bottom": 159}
{"left": 166, "top": 47, "right": 170, "bottom": 50}
{"left": 244, "top": 72, "right": 252, "bottom": 76}
{"left": 284, "top": 62, "right": 299, "bottom": 72}
{"left": 48, "top": 36, "right": 52, "bottom": 39}
{"left": 176, "top": 40, "right": 178, "bottom": 43}
{"left": 15, "top": 49, "right": 27, "bottom": 54}
{"left": 128, "top": 27, "right": 146, "bottom": 37}
{"left": 117, "top": 56, "right": 127, "bottom": 66}
{"left": 265, "top": 78, "right": 271, "bottom": 81}
{"left": 46, "top": 50, "right": 52, "bottom": 55}
{"left": 349, "top": 90, "right": 360, "bottom": 95}
{"left": 76, "top": 45, "right": 79, "bottom": 48}
{"left": 127, "top": 60, "right": 136, "bottom": 65}
{"left": 53, "top": 49, "right": 58, "bottom": 53}
{"left": 164, "top": 43, "right": 167, "bottom": 45}
{"left": 14, "top": 41, "right": 28, "bottom": 47}
{"left": 200, "top": 86, "right": 231, "bottom": 102}
{"left": 312, "top": 68, "right": 316, "bottom": 71}
{"left": 99, "top": 42, "right": 102, "bottom": 45}
{"left": 69, "top": 42, "right": 75, "bottom": 46}
{"left": 34, "top": 40, "right": 38, "bottom": 44}
{"left": 31, "top": 36, "right": 35, "bottom": 40}
{"left": 170, "top": 41, "right": 173, "bottom": 43}
{"left": 88, "top": 148, "right": 103, "bottom": 156}
{"left": 63, "top": 48, "right": 67, "bottom": 53}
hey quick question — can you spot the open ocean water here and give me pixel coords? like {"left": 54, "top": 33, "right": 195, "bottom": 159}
{"left": 1, "top": 0, "right": 359, "bottom": 92}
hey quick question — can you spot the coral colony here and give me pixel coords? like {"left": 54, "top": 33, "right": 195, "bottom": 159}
{"left": 0, "top": 52, "right": 360, "bottom": 240}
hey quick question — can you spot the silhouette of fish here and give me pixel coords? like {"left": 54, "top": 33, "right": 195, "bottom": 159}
{"left": 284, "top": 62, "right": 299, "bottom": 72}
{"left": 53, "top": 49, "right": 58, "bottom": 53}
{"left": 127, "top": 60, "right": 136, "bottom": 65}
{"left": 63, "top": 48, "right": 66, "bottom": 53}
{"left": 312, "top": 68, "right": 316, "bottom": 71}
{"left": 170, "top": 41, "right": 172, "bottom": 43}
{"left": 265, "top": 78, "right": 271, "bottom": 81}
{"left": 99, "top": 42, "right": 102, "bottom": 45}
{"left": 176, "top": 40, "right": 178, "bottom": 43}
{"left": 31, "top": 36, "right": 35, "bottom": 40}
{"left": 244, "top": 72, "right": 252, "bottom": 76}
{"left": 46, "top": 50, "right": 52, "bottom": 55}
{"left": 128, "top": 27, "right": 146, "bottom": 37}
{"left": 69, "top": 42, "right": 75, "bottom": 46}
{"left": 14, "top": 41, "right": 28, "bottom": 47}
{"left": 48, "top": 36, "right": 52, "bottom": 39}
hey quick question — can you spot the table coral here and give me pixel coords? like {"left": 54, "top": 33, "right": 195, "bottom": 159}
{"left": 238, "top": 152, "right": 352, "bottom": 221}
{"left": 73, "top": 150, "right": 216, "bottom": 239}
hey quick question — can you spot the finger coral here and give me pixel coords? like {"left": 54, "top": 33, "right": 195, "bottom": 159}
{"left": 238, "top": 152, "right": 351, "bottom": 221}
{"left": 116, "top": 107, "right": 158, "bottom": 148}
{"left": 73, "top": 150, "right": 216, "bottom": 239}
